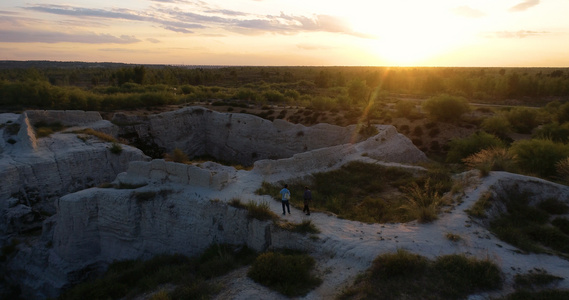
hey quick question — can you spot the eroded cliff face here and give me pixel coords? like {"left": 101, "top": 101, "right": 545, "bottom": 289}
{"left": 0, "top": 107, "right": 429, "bottom": 299}
{"left": 0, "top": 111, "right": 150, "bottom": 235}
{"left": 113, "top": 106, "right": 393, "bottom": 165}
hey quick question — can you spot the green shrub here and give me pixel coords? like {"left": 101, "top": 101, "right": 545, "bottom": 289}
{"left": 34, "top": 121, "right": 64, "bottom": 138}
{"left": 311, "top": 96, "right": 337, "bottom": 111}
{"left": 488, "top": 186, "right": 569, "bottom": 254}
{"left": 263, "top": 90, "right": 285, "bottom": 103}
{"left": 78, "top": 128, "right": 117, "bottom": 142}
{"left": 247, "top": 251, "right": 321, "bottom": 297}
{"left": 555, "top": 157, "right": 569, "bottom": 183}
{"left": 245, "top": 200, "right": 277, "bottom": 221}
{"left": 509, "top": 139, "right": 569, "bottom": 178}
{"left": 446, "top": 131, "right": 506, "bottom": 163}
{"left": 462, "top": 147, "right": 517, "bottom": 175}
{"left": 278, "top": 220, "right": 320, "bottom": 234}
{"left": 537, "top": 198, "right": 569, "bottom": 215}
{"left": 58, "top": 254, "right": 196, "bottom": 300}
{"left": 340, "top": 250, "right": 502, "bottom": 300}
{"left": 370, "top": 249, "right": 428, "bottom": 279}
{"left": 514, "top": 269, "right": 564, "bottom": 290}
{"left": 481, "top": 115, "right": 512, "bottom": 137}
{"left": 533, "top": 122, "right": 569, "bottom": 143}
{"left": 422, "top": 94, "right": 470, "bottom": 122}
{"left": 399, "top": 179, "right": 443, "bottom": 223}
{"left": 109, "top": 142, "right": 123, "bottom": 154}
{"left": 506, "top": 107, "right": 539, "bottom": 134}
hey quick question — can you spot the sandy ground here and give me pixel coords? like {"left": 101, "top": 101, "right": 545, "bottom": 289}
{"left": 168, "top": 167, "right": 569, "bottom": 300}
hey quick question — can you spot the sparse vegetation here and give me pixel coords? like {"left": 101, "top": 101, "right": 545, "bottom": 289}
{"left": 463, "top": 147, "right": 518, "bottom": 176}
{"left": 34, "top": 121, "right": 65, "bottom": 137}
{"left": 247, "top": 251, "right": 322, "bottom": 297}
{"left": 229, "top": 199, "right": 278, "bottom": 221}
{"left": 277, "top": 220, "right": 320, "bottom": 234}
{"left": 256, "top": 161, "right": 452, "bottom": 224}
{"left": 164, "top": 148, "right": 189, "bottom": 163}
{"left": 109, "top": 142, "right": 123, "bottom": 154}
{"left": 339, "top": 249, "right": 502, "bottom": 300}
{"left": 76, "top": 128, "right": 117, "bottom": 143}
{"left": 470, "top": 186, "right": 569, "bottom": 255}
{"left": 58, "top": 244, "right": 257, "bottom": 300}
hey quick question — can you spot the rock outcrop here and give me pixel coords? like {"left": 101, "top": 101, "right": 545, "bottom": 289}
{"left": 1, "top": 107, "right": 431, "bottom": 299}
{"left": 0, "top": 110, "right": 149, "bottom": 235}
{"left": 112, "top": 106, "right": 427, "bottom": 165}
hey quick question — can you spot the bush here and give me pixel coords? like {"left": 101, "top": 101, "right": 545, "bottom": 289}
{"left": 509, "top": 139, "right": 569, "bottom": 178}
{"left": 311, "top": 96, "right": 337, "bottom": 111}
{"left": 247, "top": 251, "right": 321, "bottom": 297}
{"left": 422, "top": 94, "right": 470, "bottom": 122}
{"left": 399, "top": 179, "right": 443, "bottom": 223}
{"left": 481, "top": 115, "right": 512, "bottom": 137}
{"left": 462, "top": 147, "right": 517, "bottom": 175}
{"left": 395, "top": 101, "right": 416, "bottom": 118}
{"left": 164, "top": 148, "right": 189, "bottom": 163}
{"left": 340, "top": 250, "right": 502, "bottom": 300}
{"left": 534, "top": 122, "right": 569, "bottom": 143}
{"left": 245, "top": 200, "right": 277, "bottom": 221}
{"left": 446, "top": 131, "right": 505, "bottom": 163}
{"left": 263, "top": 90, "right": 285, "bottom": 103}
{"left": 109, "top": 142, "right": 123, "bottom": 154}
{"left": 505, "top": 107, "right": 539, "bottom": 134}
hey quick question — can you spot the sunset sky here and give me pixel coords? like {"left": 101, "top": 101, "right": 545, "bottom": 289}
{"left": 1, "top": 0, "right": 568, "bottom": 67}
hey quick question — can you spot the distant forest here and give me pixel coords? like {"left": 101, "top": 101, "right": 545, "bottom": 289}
{"left": 1, "top": 60, "right": 568, "bottom": 112}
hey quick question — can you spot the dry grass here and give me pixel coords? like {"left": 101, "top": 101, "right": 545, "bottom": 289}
{"left": 77, "top": 128, "right": 117, "bottom": 143}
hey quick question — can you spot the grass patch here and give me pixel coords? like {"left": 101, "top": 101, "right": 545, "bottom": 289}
{"left": 58, "top": 244, "right": 257, "bottom": 300}
{"left": 514, "top": 269, "right": 564, "bottom": 291}
{"left": 109, "top": 142, "right": 123, "bottom": 154}
{"left": 247, "top": 251, "right": 322, "bottom": 297}
{"left": 475, "top": 186, "right": 569, "bottom": 255}
{"left": 277, "top": 220, "right": 320, "bottom": 234}
{"left": 339, "top": 249, "right": 502, "bottom": 300}
{"left": 34, "top": 121, "right": 65, "bottom": 138}
{"left": 229, "top": 199, "right": 278, "bottom": 221}
{"left": 255, "top": 161, "right": 452, "bottom": 224}
{"left": 399, "top": 178, "right": 444, "bottom": 223}
{"left": 466, "top": 191, "right": 493, "bottom": 218}
{"left": 446, "top": 232, "right": 461, "bottom": 242}
{"left": 76, "top": 128, "right": 117, "bottom": 143}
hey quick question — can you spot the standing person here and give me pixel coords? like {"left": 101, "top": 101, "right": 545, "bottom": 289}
{"left": 279, "top": 184, "right": 291, "bottom": 215}
{"left": 303, "top": 186, "right": 312, "bottom": 216}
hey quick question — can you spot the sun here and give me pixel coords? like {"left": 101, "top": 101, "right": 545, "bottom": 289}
{"left": 349, "top": 6, "right": 470, "bottom": 66}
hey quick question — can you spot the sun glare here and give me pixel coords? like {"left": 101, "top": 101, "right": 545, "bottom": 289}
{"left": 350, "top": 5, "right": 472, "bottom": 66}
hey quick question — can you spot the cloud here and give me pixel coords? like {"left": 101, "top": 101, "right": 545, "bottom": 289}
{"left": 204, "top": 9, "right": 248, "bottom": 16}
{"left": 0, "top": 30, "right": 140, "bottom": 44}
{"left": 296, "top": 43, "right": 334, "bottom": 50}
{"left": 147, "top": 38, "right": 161, "bottom": 43}
{"left": 509, "top": 0, "right": 540, "bottom": 12}
{"left": 489, "top": 30, "right": 548, "bottom": 38}
{"left": 24, "top": 3, "right": 369, "bottom": 38}
{"left": 27, "top": 4, "right": 148, "bottom": 21}
{"left": 452, "top": 6, "right": 485, "bottom": 18}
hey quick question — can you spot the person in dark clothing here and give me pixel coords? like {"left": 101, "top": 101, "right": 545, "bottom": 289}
{"left": 303, "top": 186, "right": 312, "bottom": 215}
